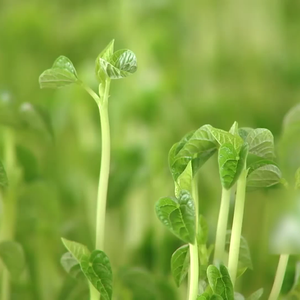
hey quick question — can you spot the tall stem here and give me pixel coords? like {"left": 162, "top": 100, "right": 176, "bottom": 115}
{"left": 228, "top": 167, "right": 248, "bottom": 286}
{"left": 214, "top": 187, "right": 231, "bottom": 263}
{"left": 268, "top": 254, "right": 289, "bottom": 300}
{"left": 188, "top": 178, "right": 199, "bottom": 300}
{"left": 96, "top": 78, "right": 111, "bottom": 251}
{"left": 0, "top": 129, "right": 17, "bottom": 300}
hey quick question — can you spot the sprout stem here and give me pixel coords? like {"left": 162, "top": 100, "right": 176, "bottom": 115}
{"left": 268, "top": 254, "right": 289, "bottom": 300}
{"left": 96, "top": 78, "right": 111, "bottom": 251}
{"left": 188, "top": 178, "right": 199, "bottom": 300}
{"left": 228, "top": 167, "right": 248, "bottom": 286}
{"left": 214, "top": 187, "right": 231, "bottom": 263}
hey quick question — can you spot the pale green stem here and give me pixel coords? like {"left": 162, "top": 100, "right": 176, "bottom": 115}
{"left": 96, "top": 78, "right": 111, "bottom": 250}
{"left": 268, "top": 254, "right": 289, "bottom": 300}
{"left": 0, "top": 129, "right": 17, "bottom": 300}
{"left": 214, "top": 187, "right": 231, "bottom": 263}
{"left": 228, "top": 167, "right": 248, "bottom": 286}
{"left": 188, "top": 178, "right": 199, "bottom": 300}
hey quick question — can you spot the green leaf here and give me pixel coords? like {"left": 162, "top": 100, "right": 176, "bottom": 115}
{"left": 81, "top": 250, "right": 113, "bottom": 300}
{"left": 295, "top": 168, "right": 300, "bottom": 190}
{"left": 225, "top": 231, "right": 253, "bottom": 275}
{"left": 169, "top": 125, "right": 217, "bottom": 181}
{"left": 197, "top": 215, "right": 209, "bottom": 245}
{"left": 238, "top": 128, "right": 253, "bottom": 142}
{"left": 0, "top": 241, "right": 25, "bottom": 279}
{"left": 171, "top": 244, "right": 190, "bottom": 287}
{"left": 175, "top": 161, "right": 192, "bottom": 197}
{"left": 155, "top": 190, "right": 196, "bottom": 244}
{"left": 0, "top": 160, "right": 8, "bottom": 187}
{"left": 209, "top": 127, "right": 243, "bottom": 152}
{"left": 247, "top": 164, "right": 282, "bottom": 190}
{"left": 211, "top": 295, "right": 223, "bottom": 300}
{"left": 60, "top": 252, "right": 84, "bottom": 280}
{"left": 197, "top": 293, "right": 211, "bottom": 300}
{"left": 229, "top": 122, "right": 239, "bottom": 136}
{"left": 246, "top": 128, "right": 275, "bottom": 160}
{"left": 61, "top": 238, "right": 90, "bottom": 262}
{"left": 207, "top": 265, "right": 234, "bottom": 300}
{"left": 246, "top": 288, "right": 264, "bottom": 300}
{"left": 39, "top": 56, "right": 78, "bottom": 89}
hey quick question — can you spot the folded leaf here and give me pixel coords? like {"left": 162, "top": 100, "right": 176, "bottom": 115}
{"left": 246, "top": 288, "right": 264, "bottom": 300}
{"left": 155, "top": 190, "right": 196, "bottom": 244}
{"left": 61, "top": 238, "right": 90, "bottom": 262}
{"left": 171, "top": 244, "right": 190, "bottom": 287}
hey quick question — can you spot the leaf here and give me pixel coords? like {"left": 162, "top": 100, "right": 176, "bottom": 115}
{"left": 0, "top": 160, "right": 8, "bottom": 187}
{"left": 197, "top": 293, "right": 211, "bottom": 300}
{"left": 169, "top": 125, "right": 217, "bottom": 181}
{"left": 0, "top": 241, "right": 25, "bottom": 279}
{"left": 175, "top": 161, "right": 192, "bottom": 197}
{"left": 246, "top": 288, "right": 264, "bottom": 300}
{"left": 295, "top": 168, "right": 300, "bottom": 190}
{"left": 39, "top": 56, "right": 78, "bottom": 89}
{"left": 155, "top": 190, "right": 196, "bottom": 244}
{"left": 61, "top": 238, "right": 90, "bottom": 262}
{"left": 225, "top": 231, "right": 253, "bottom": 275}
{"left": 211, "top": 295, "right": 224, "bottom": 300}
{"left": 229, "top": 122, "right": 239, "bottom": 136}
{"left": 207, "top": 264, "right": 234, "bottom": 300}
{"left": 81, "top": 250, "right": 113, "bottom": 300}
{"left": 234, "top": 292, "right": 245, "bottom": 300}
{"left": 60, "top": 252, "right": 84, "bottom": 280}
{"left": 238, "top": 128, "right": 253, "bottom": 142}
{"left": 247, "top": 164, "right": 282, "bottom": 190}
{"left": 171, "top": 244, "right": 190, "bottom": 287}
{"left": 246, "top": 128, "right": 275, "bottom": 160}
{"left": 209, "top": 127, "right": 243, "bottom": 152}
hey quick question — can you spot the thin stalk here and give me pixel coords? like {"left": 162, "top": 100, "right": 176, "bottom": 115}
{"left": 268, "top": 254, "right": 289, "bottom": 300}
{"left": 214, "top": 187, "right": 231, "bottom": 263}
{"left": 95, "top": 78, "right": 111, "bottom": 250}
{"left": 188, "top": 178, "right": 199, "bottom": 300}
{"left": 228, "top": 167, "right": 248, "bottom": 286}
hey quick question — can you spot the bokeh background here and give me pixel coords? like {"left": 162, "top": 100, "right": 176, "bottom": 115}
{"left": 1, "top": 0, "right": 300, "bottom": 299}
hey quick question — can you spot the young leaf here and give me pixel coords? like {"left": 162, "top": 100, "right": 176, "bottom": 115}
{"left": 81, "top": 250, "right": 113, "bottom": 300}
{"left": 155, "top": 190, "right": 196, "bottom": 244}
{"left": 0, "top": 160, "right": 8, "bottom": 187}
{"left": 247, "top": 164, "right": 282, "bottom": 190}
{"left": 246, "top": 128, "right": 275, "bottom": 160}
{"left": 211, "top": 295, "right": 224, "bottom": 300}
{"left": 39, "top": 56, "right": 78, "bottom": 89}
{"left": 238, "top": 128, "right": 253, "bottom": 142}
{"left": 169, "top": 125, "right": 217, "bottom": 181}
{"left": 175, "top": 161, "right": 192, "bottom": 197}
{"left": 225, "top": 231, "right": 253, "bottom": 275}
{"left": 61, "top": 238, "right": 90, "bottom": 262}
{"left": 229, "top": 122, "right": 239, "bottom": 136}
{"left": 295, "top": 168, "right": 300, "bottom": 190}
{"left": 246, "top": 288, "right": 264, "bottom": 300}
{"left": 171, "top": 244, "right": 190, "bottom": 287}
{"left": 0, "top": 241, "right": 25, "bottom": 279}
{"left": 207, "top": 264, "right": 234, "bottom": 300}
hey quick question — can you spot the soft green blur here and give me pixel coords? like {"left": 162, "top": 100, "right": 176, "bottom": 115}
{"left": 1, "top": 0, "right": 300, "bottom": 299}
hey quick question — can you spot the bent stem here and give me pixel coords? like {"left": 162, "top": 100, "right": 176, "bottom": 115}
{"left": 228, "top": 167, "right": 248, "bottom": 286}
{"left": 268, "top": 254, "right": 289, "bottom": 300}
{"left": 214, "top": 187, "right": 231, "bottom": 263}
{"left": 188, "top": 178, "right": 199, "bottom": 300}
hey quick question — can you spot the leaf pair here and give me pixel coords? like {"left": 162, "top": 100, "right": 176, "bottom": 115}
{"left": 95, "top": 40, "right": 137, "bottom": 82}
{"left": 61, "top": 238, "right": 113, "bottom": 300}
{"left": 39, "top": 40, "right": 137, "bottom": 90}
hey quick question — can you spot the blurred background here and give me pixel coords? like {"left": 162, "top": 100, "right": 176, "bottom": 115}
{"left": 1, "top": 0, "right": 300, "bottom": 299}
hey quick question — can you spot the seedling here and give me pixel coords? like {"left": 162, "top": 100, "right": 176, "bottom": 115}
{"left": 156, "top": 122, "right": 282, "bottom": 299}
{"left": 39, "top": 40, "right": 137, "bottom": 300}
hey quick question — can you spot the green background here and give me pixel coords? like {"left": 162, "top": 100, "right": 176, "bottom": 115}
{"left": 1, "top": 0, "right": 300, "bottom": 299}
